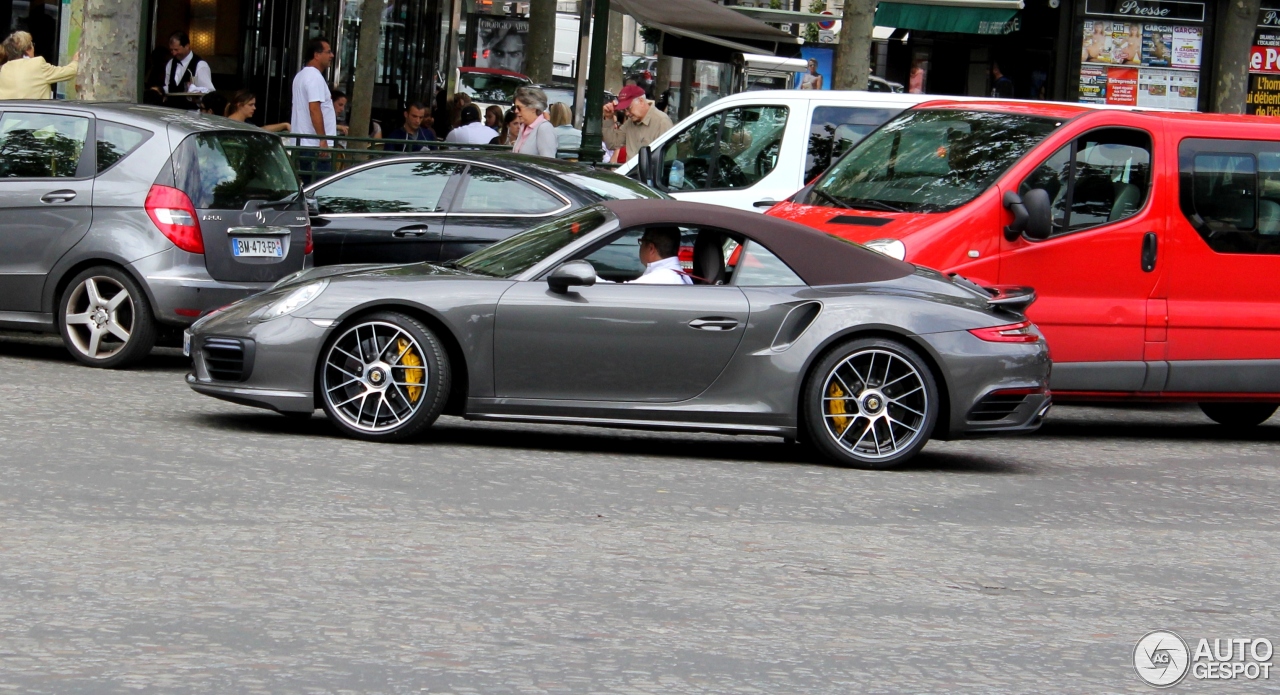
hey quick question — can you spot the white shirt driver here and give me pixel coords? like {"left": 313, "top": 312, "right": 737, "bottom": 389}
{"left": 630, "top": 256, "right": 692, "bottom": 285}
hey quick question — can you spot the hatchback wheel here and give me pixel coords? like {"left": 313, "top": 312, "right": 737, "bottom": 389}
{"left": 1198, "top": 402, "right": 1278, "bottom": 428}
{"left": 58, "top": 266, "right": 156, "bottom": 368}
{"left": 804, "top": 338, "right": 939, "bottom": 469}
{"left": 319, "top": 312, "right": 450, "bottom": 441}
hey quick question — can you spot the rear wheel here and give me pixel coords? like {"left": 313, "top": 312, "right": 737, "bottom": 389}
{"left": 804, "top": 338, "right": 939, "bottom": 469}
{"left": 57, "top": 266, "right": 156, "bottom": 369}
{"left": 319, "top": 312, "right": 450, "bottom": 441}
{"left": 1198, "top": 402, "right": 1278, "bottom": 428}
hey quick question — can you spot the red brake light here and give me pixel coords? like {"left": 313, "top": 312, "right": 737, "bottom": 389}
{"left": 304, "top": 224, "right": 313, "bottom": 255}
{"left": 969, "top": 321, "right": 1039, "bottom": 343}
{"left": 145, "top": 185, "right": 204, "bottom": 254}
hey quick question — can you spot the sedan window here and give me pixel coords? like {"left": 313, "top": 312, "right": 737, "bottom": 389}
{"left": 456, "top": 167, "right": 565, "bottom": 214}
{"left": 314, "top": 161, "right": 461, "bottom": 214}
{"left": 453, "top": 205, "right": 610, "bottom": 277}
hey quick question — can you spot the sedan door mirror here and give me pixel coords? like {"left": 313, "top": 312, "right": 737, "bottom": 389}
{"left": 306, "top": 196, "right": 319, "bottom": 216}
{"left": 547, "top": 260, "right": 597, "bottom": 293}
{"left": 1021, "top": 188, "right": 1053, "bottom": 241}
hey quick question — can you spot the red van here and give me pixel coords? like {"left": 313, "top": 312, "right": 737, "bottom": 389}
{"left": 768, "top": 101, "right": 1280, "bottom": 427}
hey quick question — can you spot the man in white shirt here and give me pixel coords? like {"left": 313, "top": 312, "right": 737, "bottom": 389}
{"left": 291, "top": 38, "right": 337, "bottom": 181}
{"left": 161, "top": 31, "right": 213, "bottom": 110}
{"left": 628, "top": 228, "right": 691, "bottom": 285}
{"left": 445, "top": 104, "right": 499, "bottom": 146}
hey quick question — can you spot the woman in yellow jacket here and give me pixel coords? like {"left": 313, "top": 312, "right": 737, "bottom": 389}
{"left": 0, "top": 31, "right": 78, "bottom": 100}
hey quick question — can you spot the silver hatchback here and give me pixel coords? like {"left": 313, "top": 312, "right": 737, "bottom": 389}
{"left": 0, "top": 102, "right": 311, "bottom": 367}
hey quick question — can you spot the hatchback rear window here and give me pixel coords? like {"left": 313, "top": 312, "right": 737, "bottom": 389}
{"left": 174, "top": 132, "right": 299, "bottom": 209}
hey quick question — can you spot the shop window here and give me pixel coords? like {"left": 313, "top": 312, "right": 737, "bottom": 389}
{"left": 1018, "top": 128, "right": 1151, "bottom": 237}
{"left": 1179, "top": 139, "right": 1280, "bottom": 254}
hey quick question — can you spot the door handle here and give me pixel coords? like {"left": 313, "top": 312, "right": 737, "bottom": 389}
{"left": 689, "top": 317, "right": 739, "bottom": 331}
{"left": 1141, "top": 232, "right": 1158, "bottom": 273}
{"left": 41, "top": 190, "right": 76, "bottom": 203}
{"left": 752, "top": 199, "right": 777, "bottom": 208}
{"left": 393, "top": 225, "right": 430, "bottom": 238}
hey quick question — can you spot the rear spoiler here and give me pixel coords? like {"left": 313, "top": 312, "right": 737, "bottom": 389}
{"left": 983, "top": 285, "right": 1037, "bottom": 313}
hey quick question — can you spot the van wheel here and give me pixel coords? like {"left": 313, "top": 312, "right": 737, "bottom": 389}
{"left": 803, "top": 338, "right": 939, "bottom": 469}
{"left": 58, "top": 266, "right": 156, "bottom": 369}
{"left": 1198, "top": 402, "right": 1278, "bottom": 428}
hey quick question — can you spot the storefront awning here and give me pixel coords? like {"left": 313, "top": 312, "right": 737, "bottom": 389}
{"left": 613, "top": 0, "right": 801, "bottom": 62}
{"left": 875, "top": 1, "right": 1022, "bottom": 35}
{"left": 730, "top": 0, "right": 1022, "bottom": 24}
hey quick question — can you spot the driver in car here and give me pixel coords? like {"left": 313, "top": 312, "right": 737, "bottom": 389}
{"left": 601, "top": 228, "right": 691, "bottom": 285}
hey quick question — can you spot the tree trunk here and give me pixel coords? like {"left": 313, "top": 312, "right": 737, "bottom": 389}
{"left": 526, "top": 0, "right": 556, "bottom": 84}
{"left": 605, "top": 9, "right": 624, "bottom": 93}
{"left": 1214, "top": 0, "right": 1261, "bottom": 113}
{"left": 833, "top": 0, "right": 875, "bottom": 91}
{"left": 77, "top": 0, "right": 142, "bottom": 101}
{"left": 348, "top": 0, "right": 383, "bottom": 146}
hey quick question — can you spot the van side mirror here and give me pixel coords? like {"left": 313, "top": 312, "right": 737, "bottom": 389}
{"left": 636, "top": 145, "right": 653, "bottom": 187}
{"left": 1022, "top": 188, "right": 1053, "bottom": 241}
{"left": 1002, "top": 190, "right": 1028, "bottom": 241}
{"left": 546, "top": 260, "right": 597, "bottom": 293}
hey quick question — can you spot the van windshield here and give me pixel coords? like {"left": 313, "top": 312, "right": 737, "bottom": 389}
{"left": 806, "top": 109, "right": 1062, "bottom": 213}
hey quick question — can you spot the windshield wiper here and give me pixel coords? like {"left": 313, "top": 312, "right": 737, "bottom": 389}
{"left": 845, "top": 197, "right": 905, "bottom": 213}
{"left": 253, "top": 191, "right": 301, "bottom": 210}
{"left": 812, "top": 188, "right": 852, "bottom": 209}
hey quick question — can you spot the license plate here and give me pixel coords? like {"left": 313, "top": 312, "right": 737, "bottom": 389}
{"left": 183, "top": 330, "right": 191, "bottom": 357}
{"left": 232, "top": 237, "right": 284, "bottom": 257}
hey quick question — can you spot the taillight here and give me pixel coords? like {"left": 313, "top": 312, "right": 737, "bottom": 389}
{"left": 145, "top": 185, "right": 204, "bottom": 254}
{"left": 969, "top": 321, "right": 1039, "bottom": 343}
{"left": 304, "top": 224, "right": 313, "bottom": 255}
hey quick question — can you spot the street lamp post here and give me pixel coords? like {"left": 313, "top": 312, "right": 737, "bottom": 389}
{"left": 577, "top": 0, "right": 610, "bottom": 163}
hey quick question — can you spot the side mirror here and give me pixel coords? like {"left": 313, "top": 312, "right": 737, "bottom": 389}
{"left": 1002, "top": 190, "right": 1028, "bottom": 242}
{"left": 636, "top": 145, "right": 653, "bottom": 187}
{"left": 546, "top": 260, "right": 597, "bottom": 293}
{"left": 1022, "top": 188, "right": 1053, "bottom": 241}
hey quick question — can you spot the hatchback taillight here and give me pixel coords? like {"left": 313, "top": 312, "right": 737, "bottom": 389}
{"left": 304, "top": 224, "right": 313, "bottom": 255}
{"left": 968, "top": 321, "right": 1039, "bottom": 343}
{"left": 145, "top": 185, "right": 204, "bottom": 254}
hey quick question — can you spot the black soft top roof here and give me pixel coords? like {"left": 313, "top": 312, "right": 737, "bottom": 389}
{"left": 601, "top": 199, "right": 913, "bottom": 286}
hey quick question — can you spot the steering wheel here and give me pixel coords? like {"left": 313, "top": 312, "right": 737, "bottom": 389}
{"left": 715, "top": 155, "right": 747, "bottom": 188}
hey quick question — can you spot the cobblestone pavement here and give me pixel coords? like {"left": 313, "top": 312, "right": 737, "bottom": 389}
{"left": 0, "top": 333, "right": 1277, "bottom": 694}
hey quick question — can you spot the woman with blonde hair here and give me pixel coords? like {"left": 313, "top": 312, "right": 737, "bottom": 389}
{"left": 0, "top": 31, "right": 78, "bottom": 99}
{"left": 224, "top": 89, "right": 291, "bottom": 132}
{"left": 547, "top": 102, "right": 580, "bottom": 156}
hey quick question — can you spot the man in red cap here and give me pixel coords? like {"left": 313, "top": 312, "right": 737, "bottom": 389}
{"left": 603, "top": 79, "right": 672, "bottom": 164}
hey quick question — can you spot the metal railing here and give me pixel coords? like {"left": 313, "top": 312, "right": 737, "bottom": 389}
{"left": 278, "top": 132, "right": 613, "bottom": 179}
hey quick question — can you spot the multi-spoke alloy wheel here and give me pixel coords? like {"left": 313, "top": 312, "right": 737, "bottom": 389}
{"left": 804, "top": 338, "right": 938, "bottom": 469}
{"left": 320, "top": 312, "right": 449, "bottom": 441}
{"left": 58, "top": 266, "right": 155, "bottom": 368}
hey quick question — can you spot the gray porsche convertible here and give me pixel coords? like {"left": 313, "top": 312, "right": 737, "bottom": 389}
{"left": 186, "top": 200, "right": 1050, "bottom": 468}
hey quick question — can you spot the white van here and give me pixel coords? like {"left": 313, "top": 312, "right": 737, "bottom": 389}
{"left": 617, "top": 90, "right": 945, "bottom": 212}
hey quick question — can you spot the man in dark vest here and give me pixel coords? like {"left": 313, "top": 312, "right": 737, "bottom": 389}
{"left": 160, "top": 31, "right": 214, "bottom": 111}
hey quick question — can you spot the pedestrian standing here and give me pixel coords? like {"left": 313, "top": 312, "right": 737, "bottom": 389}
{"left": 160, "top": 32, "right": 214, "bottom": 109}
{"left": 0, "top": 31, "right": 77, "bottom": 100}
{"left": 290, "top": 37, "right": 336, "bottom": 180}
{"left": 990, "top": 62, "right": 1014, "bottom": 98}
{"left": 491, "top": 109, "right": 520, "bottom": 146}
{"left": 547, "top": 102, "right": 580, "bottom": 156}
{"left": 511, "top": 87, "right": 557, "bottom": 158}
{"left": 384, "top": 102, "right": 437, "bottom": 152}
{"left": 484, "top": 105, "right": 504, "bottom": 131}
{"left": 602, "top": 94, "right": 672, "bottom": 164}
{"left": 445, "top": 104, "right": 498, "bottom": 146}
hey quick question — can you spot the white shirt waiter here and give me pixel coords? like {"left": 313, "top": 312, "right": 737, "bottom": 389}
{"left": 163, "top": 33, "right": 213, "bottom": 96}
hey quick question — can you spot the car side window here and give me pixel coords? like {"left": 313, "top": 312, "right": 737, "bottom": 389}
{"left": 732, "top": 241, "right": 804, "bottom": 287}
{"left": 0, "top": 112, "right": 90, "bottom": 178}
{"left": 806, "top": 106, "right": 902, "bottom": 183}
{"left": 1019, "top": 128, "right": 1152, "bottom": 237}
{"left": 96, "top": 121, "right": 150, "bottom": 173}
{"left": 661, "top": 106, "right": 788, "bottom": 191}
{"left": 315, "top": 161, "right": 461, "bottom": 214}
{"left": 456, "top": 167, "right": 564, "bottom": 214}
{"left": 1179, "top": 138, "right": 1280, "bottom": 254}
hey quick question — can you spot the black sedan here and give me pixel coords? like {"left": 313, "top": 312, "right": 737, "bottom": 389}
{"left": 187, "top": 200, "right": 1051, "bottom": 469}
{"left": 306, "top": 153, "right": 664, "bottom": 266}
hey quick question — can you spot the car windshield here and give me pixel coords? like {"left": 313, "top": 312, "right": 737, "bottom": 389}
{"left": 175, "top": 132, "right": 299, "bottom": 209}
{"left": 453, "top": 205, "right": 610, "bottom": 278}
{"left": 459, "top": 73, "right": 529, "bottom": 105}
{"left": 807, "top": 109, "right": 1062, "bottom": 213}
{"left": 560, "top": 171, "right": 667, "bottom": 201}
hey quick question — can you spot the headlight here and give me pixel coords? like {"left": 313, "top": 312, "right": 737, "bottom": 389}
{"left": 262, "top": 280, "right": 328, "bottom": 320}
{"left": 863, "top": 238, "right": 907, "bottom": 260}
{"left": 270, "top": 268, "right": 312, "bottom": 291}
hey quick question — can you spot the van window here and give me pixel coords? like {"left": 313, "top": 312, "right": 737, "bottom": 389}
{"left": 1018, "top": 128, "right": 1152, "bottom": 236}
{"left": 660, "top": 106, "right": 788, "bottom": 192}
{"left": 806, "top": 106, "right": 902, "bottom": 183}
{"left": 174, "top": 132, "right": 299, "bottom": 209}
{"left": 808, "top": 109, "right": 1060, "bottom": 213}
{"left": 1180, "top": 139, "right": 1280, "bottom": 254}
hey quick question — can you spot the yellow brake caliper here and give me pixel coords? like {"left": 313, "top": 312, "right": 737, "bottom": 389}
{"left": 827, "top": 380, "right": 849, "bottom": 436}
{"left": 397, "top": 338, "right": 424, "bottom": 403}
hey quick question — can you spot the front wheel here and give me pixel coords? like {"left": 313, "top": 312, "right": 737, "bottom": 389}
{"left": 319, "top": 312, "right": 450, "bottom": 442}
{"left": 1198, "top": 402, "right": 1278, "bottom": 428}
{"left": 803, "top": 338, "right": 939, "bottom": 469}
{"left": 57, "top": 266, "right": 156, "bottom": 368}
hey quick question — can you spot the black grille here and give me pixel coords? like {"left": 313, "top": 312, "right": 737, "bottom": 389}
{"left": 202, "top": 337, "right": 253, "bottom": 382}
{"left": 969, "top": 393, "right": 1030, "bottom": 422}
